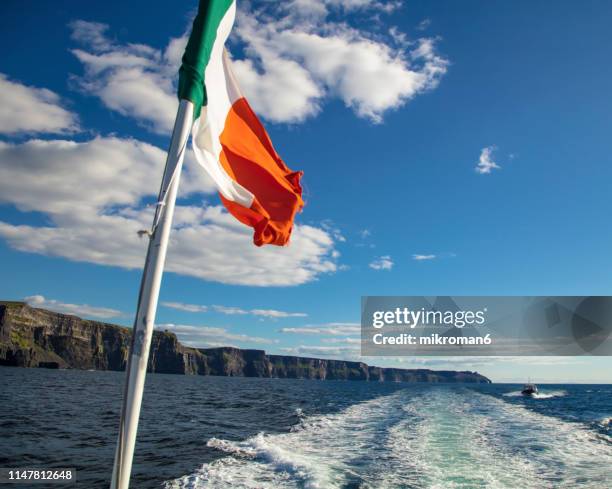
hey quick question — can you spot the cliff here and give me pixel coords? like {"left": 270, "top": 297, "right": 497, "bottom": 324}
{"left": 0, "top": 302, "right": 491, "bottom": 383}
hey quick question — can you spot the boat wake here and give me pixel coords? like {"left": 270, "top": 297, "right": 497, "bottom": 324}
{"left": 165, "top": 387, "right": 612, "bottom": 489}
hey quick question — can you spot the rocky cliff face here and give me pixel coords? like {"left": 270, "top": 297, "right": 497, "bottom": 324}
{"left": 0, "top": 302, "right": 491, "bottom": 383}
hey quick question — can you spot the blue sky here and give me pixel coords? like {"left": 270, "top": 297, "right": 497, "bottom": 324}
{"left": 1, "top": 0, "right": 611, "bottom": 382}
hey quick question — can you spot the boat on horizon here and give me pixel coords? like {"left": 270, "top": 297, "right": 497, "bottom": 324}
{"left": 521, "top": 382, "right": 539, "bottom": 396}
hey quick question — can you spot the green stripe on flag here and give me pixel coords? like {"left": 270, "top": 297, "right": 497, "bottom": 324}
{"left": 178, "top": 0, "right": 234, "bottom": 119}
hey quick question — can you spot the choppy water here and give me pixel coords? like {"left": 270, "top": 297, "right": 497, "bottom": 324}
{"left": 0, "top": 367, "right": 610, "bottom": 488}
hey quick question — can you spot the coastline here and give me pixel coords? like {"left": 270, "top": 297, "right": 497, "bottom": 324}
{"left": 0, "top": 301, "right": 490, "bottom": 383}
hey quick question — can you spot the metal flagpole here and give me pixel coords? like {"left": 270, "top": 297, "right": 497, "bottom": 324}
{"left": 110, "top": 99, "right": 194, "bottom": 489}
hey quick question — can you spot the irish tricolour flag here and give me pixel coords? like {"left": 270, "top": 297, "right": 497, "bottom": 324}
{"left": 178, "top": 0, "right": 304, "bottom": 246}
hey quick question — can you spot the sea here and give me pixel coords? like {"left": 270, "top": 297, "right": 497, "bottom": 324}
{"left": 0, "top": 367, "right": 611, "bottom": 488}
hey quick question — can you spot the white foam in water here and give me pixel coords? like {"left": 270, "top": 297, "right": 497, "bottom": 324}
{"left": 389, "top": 390, "right": 612, "bottom": 489}
{"left": 165, "top": 388, "right": 612, "bottom": 489}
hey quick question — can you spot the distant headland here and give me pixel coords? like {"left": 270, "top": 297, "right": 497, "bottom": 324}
{"left": 0, "top": 301, "right": 490, "bottom": 383}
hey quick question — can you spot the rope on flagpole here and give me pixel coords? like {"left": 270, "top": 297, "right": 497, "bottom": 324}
{"left": 137, "top": 122, "right": 192, "bottom": 239}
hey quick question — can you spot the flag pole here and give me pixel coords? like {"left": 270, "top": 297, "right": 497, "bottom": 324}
{"left": 110, "top": 99, "right": 194, "bottom": 489}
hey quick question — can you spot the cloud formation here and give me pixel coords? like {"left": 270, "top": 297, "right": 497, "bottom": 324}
{"left": 1, "top": 6, "right": 436, "bottom": 287}
{"left": 161, "top": 301, "right": 208, "bottom": 313}
{"left": 412, "top": 254, "right": 436, "bottom": 261}
{"left": 25, "top": 294, "right": 122, "bottom": 319}
{"left": 251, "top": 309, "right": 308, "bottom": 319}
{"left": 279, "top": 344, "right": 360, "bottom": 360}
{"left": 416, "top": 18, "right": 432, "bottom": 31}
{"left": 369, "top": 255, "right": 394, "bottom": 270}
{"left": 0, "top": 74, "right": 79, "bottom": 135}
{"left": 280, "top": 322, "right": 360, "bottom": 335}
{"left": 157, "top": 323, "right": 276, "bottom": 348}
{"left": 69, "top": 21, "right": 179, "bottom": 134}
{"left": 475, "top": 146, "right": 501, "bottom": 174}
{"left": 212, "top": 305, "right": 309, "bottom": 318}
{"left": 277, "top": 320, "right": 364, "bottom": 360}
{"left": 163, "top": 301, "right": 307, "bottom": 318}
{"left": 0, "top": 137, "right": 339, "bottom": 286}
{"left": 69, "top": 2, "right": 447, "bottom": 128}
{"left": 234, "top": 3, "right": 448, "bottom": 123}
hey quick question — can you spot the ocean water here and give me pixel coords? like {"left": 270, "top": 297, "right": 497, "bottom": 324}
{"left": 0, "top": 367, "right": 610, "bottom": 488}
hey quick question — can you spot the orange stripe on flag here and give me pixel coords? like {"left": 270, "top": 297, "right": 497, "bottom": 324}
{"left": 219, "top": 97, "right": 304, "bottom": 246}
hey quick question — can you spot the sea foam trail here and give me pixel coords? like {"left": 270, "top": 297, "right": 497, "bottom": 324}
{"left": 165, "top": 387, "right": 612, "bottom": 489}
{"left": 388, "top": 389, "right": 612, "bottom": 488}
{"left": 164, "top": 390, "right": 408, "bottom": 489}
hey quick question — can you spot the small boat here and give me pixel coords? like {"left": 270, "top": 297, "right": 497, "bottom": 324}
{"left": 521, "top": 382, "right": 538, "bottom": 396}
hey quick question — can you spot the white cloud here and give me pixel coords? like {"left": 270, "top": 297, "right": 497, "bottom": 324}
{"left": 320, "top": 220, "right": 346, "bottom": 242}
{"left": 475, "top": 146, "right": 501, "bottom": 174}
{"left": 286, "top": 0, "right": 402, "bottom": 19}
{"left": 0, "top": 137, "right": 339, "bottom": 286}
{"left": 321, "top": 337, "right": 362, "bottom": 344}
{"left": 69, "top": 20, "right": 113, "bottom": 52}
{"left": 369, "top": 255, "right": 393, "bottom": 270}
{"left": 277, "top": 32, "right": 437, "bottom": 122}
{"left": 0, "top": 74, "right": 78, "bottom": 135}
{"left": 412, "top": 254, "right": 436, "bottom": 261}
{"left": 231, "top": 55, "right": 322, "bottom": 124}
{"left": 235, "top": 6, "right": 448, "bottom": 123}
{"left": 25, "top": 294, "right": 122, "bottom": 319}
{"left": 279, "top": 344, "right": 361, "bottom": 360}
{"left": 251, "top": 309, "right": 307, "bottom": 319}
{"left": 278, "top": 324, "right": 363, "bottom": 361}
{"left": 214, "top": 305, "right": 309, "bottom": 318}
{"left": 157, "top": 323, "right": 276, "bottom": 348}
{"left": 280, "top": 322, "right": 360, "bottom": 335}
{"left": 161, "top": 301, "right": 208, "bottom": 313}
{"left": 163, "top": 301, "right": 306, "bottom": 318}
{"left": 69, "top": 4, "right": 447, "bottom": 128}
{"left": 416, "top": 18, "right": 432, "bottom": 31}
{"left": 285, "top": 0, "right": 330, "bottom": 18}
{"left": 212, "top": 305, "right": 248, "bottom": 315}
{"left": 69, "top": 21, "right": 178, "bottom": 134}
{"left": 0, "top": 207, "right": 337, "bottom": 286}
{"left": 0, "top": 137, "right": 169, "bottom": 215}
